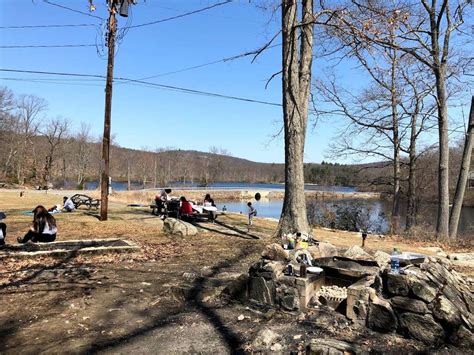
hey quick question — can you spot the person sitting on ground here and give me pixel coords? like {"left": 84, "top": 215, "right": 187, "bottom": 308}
{"left": 247, "top": 202, "right": 257, "bottom": 227}
{"left": 179, "top": 196, "right": 194, "bottom": 221}
{"left": 0, "top": 212, "right": 6, "bottom": 246}
{"left": 62, "top": 196, "right": 75, "bottom": 212}
{"left": 17, "top": 205, "right": 57, "bottom": 243}
{"left": 48, "top": 204, "right": 62, "bottom": 213}
{"left": 155, "top": 188, "right": 172, "bottom": 216}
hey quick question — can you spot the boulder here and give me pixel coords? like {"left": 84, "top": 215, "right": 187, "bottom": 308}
{"left": 399, "top": 312, "right": 444, "bottom": 344}
{"left": 450, "top": 325, "right": 474, "bottom": 348}
{"left": 374, "top": 250, "right": 391, "bottom": 268}
{"left": 163, "top": 218, "right": 198, "bottom": 236}
{"left": 307, "top": 242, "right": 338, "bottom": 259}
{"left": 409, "top": 277, "right": 437, "bottom": 303}
{"left": 261, "top": 243, "right": 289, "bottom": 261}
{"left": 343, "top": 245, "right": 373, "bottom": 260}
{"left": 248, "top": 277, "right": 275, "bottom": 305}
{"left": 386, "top": 273, "right": 410, "bottom": 296}
{"left": 430, "top": 295, "right": 462, "bottom": 327}
{"left": 389, "top": 296, "right": 429, "bottom": 314}
{"left": 223, "top": 274, "right": 248, "bottom": 301}
{"left": 367, "top": 296, "right": 398, "bottom": 332}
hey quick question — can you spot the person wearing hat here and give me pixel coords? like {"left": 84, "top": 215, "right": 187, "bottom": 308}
{"left": 62, "top": 196, "right": 75, "bottom": 212}
{"left": 0, "top": 212, "right": 6, "bottom": 246}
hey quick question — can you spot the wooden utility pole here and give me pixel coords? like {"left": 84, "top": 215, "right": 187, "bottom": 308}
{"left": 100, "top": 0, "right": 118, "bottom": 221}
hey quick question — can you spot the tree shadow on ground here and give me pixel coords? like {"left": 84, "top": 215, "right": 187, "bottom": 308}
{"left": 83, "top": 248, "right": 254, "bottom": 354}
{"left": 194, "top": 221, "right": 260, "bottom": 240}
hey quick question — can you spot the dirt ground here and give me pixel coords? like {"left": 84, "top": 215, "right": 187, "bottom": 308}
{"left": 0, "top": 190, "right": 472, "bottom": 354}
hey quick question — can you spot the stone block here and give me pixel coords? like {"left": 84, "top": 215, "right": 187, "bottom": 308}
{"left": 389, "top": 296, "right": 428, "bottom": 314}
{"left": 367, "top": 296, "right": 398, "bottom": 332}
{"left": 386, "top": 273, "right": 410, "bottom": 296}
{"left": 399, "top": 312, "right": 444, "bottom": 344}
{"left": 430, "top": 295, "right": 462, "bottom": 327}
{"left": 450, "top": 325, "right": 474, "bottom": 348}
{"left": 343, "top": 245, "right": 373, "bottom": 261}
{"left": 347, "top": 276, "right": 376, "bottom": 323}
{"left": 409, "top": 277, "right": 437, "bottom": 303}
{"left": 308, "top": 242, "right": 338, "bottom": 260}
{"left": 248, "top": 276, "right": 275, "bottom": 306}
{"left": 374, "top": 250, "right": 391, "bottom": 267}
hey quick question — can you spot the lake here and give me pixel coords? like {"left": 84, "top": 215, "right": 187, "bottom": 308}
{"left": 218, "top": 198, "right": 474, "bottom": 236}
{"left": 81, "top": 181, "right": 472, "bottom": 235}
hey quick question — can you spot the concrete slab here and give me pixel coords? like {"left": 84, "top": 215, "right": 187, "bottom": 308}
{"left": 0, "top": 238, "right": 140, "bottom": 259}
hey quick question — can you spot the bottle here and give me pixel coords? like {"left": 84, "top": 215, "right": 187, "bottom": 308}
{"left": 287, "top": 263, "right": 294, "bottom": 276}
{"left": 391, "top": 247, "right": 400, "bottom": 274}
{"left": 300, "top": 263, "right": 307, "bottom": 278}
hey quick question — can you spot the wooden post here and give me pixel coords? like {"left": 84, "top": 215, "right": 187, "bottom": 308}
{"left": 100, "top": 0, "right": 117, "bottom": 221}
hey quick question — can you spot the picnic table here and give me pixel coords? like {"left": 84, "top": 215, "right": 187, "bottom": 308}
{"left": 70, "top": 194, "right": 100, "bottom": 210}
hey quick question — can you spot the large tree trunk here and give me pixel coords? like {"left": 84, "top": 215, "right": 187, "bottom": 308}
{"left": 390, "top": 47, "right": 400, "bottom": 234}
{"left": 435, "top": 70, "right": 450, "bottom": 239}
{"left": 275, "top": 0, "right": 312, "bottom": 237}
{"left": 449, "top": 96, "right": 474, "bottom": 238}
{"left": 406, "top": 113, "right": 418, "bottom": 230}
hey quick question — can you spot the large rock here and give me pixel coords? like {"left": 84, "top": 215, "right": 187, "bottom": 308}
{"left": 163, "top": 218, "right": 198, "bottom": 236}
{"left": 389, "top": 296, "right": 429, "bottom": 314}
{"left": 307, "top": 242, "right": 338, "bottom": 259}
{"left": 430, "top": 295, "right": 462, "bottom": 327}
{"left": 367, "top": 296, "right": 398, "bottom": 332}
{"left": 248, "top": 277, "right": 275, "bottom": 305}
{"left": 386, "top": 273, "right": 410, "bottom": 296}
{"left": 343, "top": 245, "right": 373, "bottom": 260}
{"left": 450, "top": 325, "right": 474, "bottom": 348}
{"left": 374, "top": 250, "right": 391, "bottom": 268}
{"left": 399, "top": 313, "right": 444, "bottom": 344}
{"left": 261, "top": 243, "right": 289, "bottom": 261}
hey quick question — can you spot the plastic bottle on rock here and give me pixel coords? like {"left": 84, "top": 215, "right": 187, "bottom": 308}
{"left": 390, "top": 247, "right": 400, "bottom": 274}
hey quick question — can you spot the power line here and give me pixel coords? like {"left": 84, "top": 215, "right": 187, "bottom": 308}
{"left": 0, "top": 23, "right": 97, "bottom": 29}
{"left": 122, "top": 0, "right": 233, "bottom": 30}
{"left": 0, "top": 68, "right": 281, "bottom": 108}
{"left": 43, "top": 0, "right": 104, "bottom": 21}
{"left": 116, "top": 43, "right": 281, "bottom": 84}
{"left": 0, "top": 44, "right": 97, "bottom": 49}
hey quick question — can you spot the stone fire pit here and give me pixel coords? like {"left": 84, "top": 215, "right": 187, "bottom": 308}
{"left": 246, "top": 243, "right": 474, "bottom": 348}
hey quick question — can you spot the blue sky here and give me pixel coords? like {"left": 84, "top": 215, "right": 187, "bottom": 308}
{"left": 0, "top": 1, "right": 470, "bottom": 164}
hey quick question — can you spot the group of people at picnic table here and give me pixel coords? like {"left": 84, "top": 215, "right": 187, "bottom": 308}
{"left": 0, "top": 196, "right": 75, "bottom": 246}
{"left": 154, "top": 189, "right": 218, "bottom": 221}
{"left": 154, "top": 188, "right": 257, "bottom": 226}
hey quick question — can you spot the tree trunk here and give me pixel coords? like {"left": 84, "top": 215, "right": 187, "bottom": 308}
{"left": 275, "top": 0, "right": 312, "bottom": 237}
{"left": 406, "top": 113, "right": 418, "bottom": 230}
{"left": 435, "top": 70, "right": 450, "bottom": 239}
{"left": 390, "top": 47, "right": 400, "bottom": 234}
{"left": 449, "top": 96, "right": 474, "bottom": 238}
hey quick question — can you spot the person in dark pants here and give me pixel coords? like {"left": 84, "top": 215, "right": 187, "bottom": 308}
{"left": 18, "top": 205, "right": 57, "bottom": 243}
{"left": 0, "top": 212, "right": 6, "bottom": 246}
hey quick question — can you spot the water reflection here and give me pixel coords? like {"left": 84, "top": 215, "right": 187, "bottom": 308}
{"left": 219, "top": 198, "right": 473, "bottom": 236}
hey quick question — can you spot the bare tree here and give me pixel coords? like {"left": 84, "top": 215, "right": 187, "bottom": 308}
{"left": 15, "top": 94, "right": 47, "bottom": 184}
{"left": 275, "top": 0, "right": 315, "bottom": 237}
{"left": 41, "top": 117, "right": 70, "bottom": 188}
{"left": 330, "top": 0, "right": 473, "bottom": 238}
